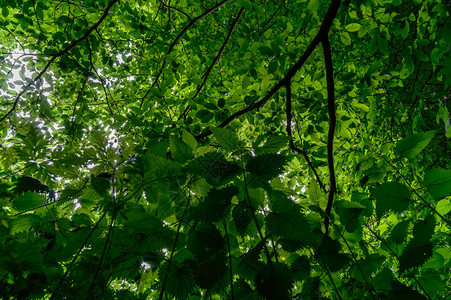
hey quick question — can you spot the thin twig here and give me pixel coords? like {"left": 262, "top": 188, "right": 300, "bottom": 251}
{"left": 222, "top": 219, "right": 235, "bottom": 300}
{"left": 0, "top": 0, "right": 118, "bottom": 123}
{"left": 140, "top": 0, "right": 231, "bottom": 107}
{"left": 49, "top": 212, "right": 108, "bottom": 300}
{"left": 158, "top": 185, "right": 191, "bottom": 300}
{"left": 196, "top": 0, "right": 342, "bottom": 140}
{"left": 179, "top": 6, "right": 245, "bottom": 119}
{"left": 285, "top": 82, "right": 326, "bottom": 193}
{"left": 158, "top": 0, "right": 191, "bottom": 20}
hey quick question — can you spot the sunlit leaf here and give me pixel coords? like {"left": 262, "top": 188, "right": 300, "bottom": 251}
{"left": 435, "top": 198, "right": 451, "bottom": 215}
{"left": 211, "top": 127, "right": 240, "bottom": 151}
{"left": 345, "top": 23, "right": 362, "bottom": 32}
{"left": 169, "top": 136, "right": 192, "bottom": 163}
{"left": 423, "top": 168, "right": 451, "bottom": 198}
{"left": 12, "top": 192, "right": 45, "bottom": 211}
{"left": 396, "top": 131, "right": 435, "bottom": 159}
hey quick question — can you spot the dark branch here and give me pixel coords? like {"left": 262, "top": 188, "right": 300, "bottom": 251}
{"left": 49, "top": 212, "right": 108, "bottom": 299}
{"left": 0, "top": 0, "right": 119, "bottom": 123}
{"left": 196, "top": 0, "right": 342, "bottom": 140}
{"left": 158, "top": 0, "right": 192, "bottom": 20}
{"left": 285, "top": 83, "right": 326, "bottom": 193}
{"left": 179, "top": 6, "right": 245, "bottom": 119}
{"left": 322, "top": 36, "right": 337, "bottom": 234}
{"left": 140, "top": 0, "right": 231, "bottom": 107}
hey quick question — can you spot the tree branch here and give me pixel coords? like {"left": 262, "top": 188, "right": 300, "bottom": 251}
{"left": 285, "top": 83, "right": 326, "bottom": 193}
{"left": 158, "top": 0, "right": 192, "bottom": 20}
{"left": 158, "top": 186, "right": 192, "bottom": 300}
{"left": 140, "top": 0, "right": 231, "bottom": 107}
{"left": 322, "top": 36, "right": 337, "bottom": 234}
{"left": 179, "top": 6, "right": 245, "bottom": 119}
{"left": 49, "top": 212, "right": 108, "bottom": 299}
{"left": 195, "top": 0, "right": 342, "bottom": 140}
{"left": 0, "top": 0, "right": 119, "bottom": 123}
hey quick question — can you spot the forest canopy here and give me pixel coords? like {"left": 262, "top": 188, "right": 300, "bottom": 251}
{"left": 0, "top": 0, "right": 450, "bottom": 299}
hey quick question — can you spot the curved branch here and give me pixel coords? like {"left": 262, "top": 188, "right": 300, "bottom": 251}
{"left": 285, "top": 83, "right": 326, "bottom": 193}
{"left": 158, "top": 0, "right": 192, "bottom": 20}
{"left": 49, "top": 212, "right": 108, "bottom": 299}
{"left": 158, "top": 185, "right": 192, "bottom": 300}
{"left": 88, "top": 210, "right": 117, "bottom": 295}
{"left": 322, "top": 36, "right": 337, "bottom": 234}
{"left": 140, "top": 0, "right": 231, "bottom": 107}
{"left": 222, "top": 219, "right": 235, "bottom": 300}
{"left": 179, "top": 6, "right": 245, "bottom": 119}
{"left": 195, "top": 0, "right": 342, "bottom": 140}
{"left": 0, "top": 0, "right": 119, "bottom": 123}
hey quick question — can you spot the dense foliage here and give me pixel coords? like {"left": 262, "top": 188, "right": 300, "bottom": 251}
{"left": 1, "top": 0, "right": 450, "bottom": 299}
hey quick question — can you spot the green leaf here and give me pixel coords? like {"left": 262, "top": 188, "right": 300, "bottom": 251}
{"left": 12, "top": 192, "right": 45, "bottom": 211}
{"left": 389, "top": 221, "right": 410, "bottom": 244}
{"left": 217, "top": 98, "right": 225, "bottom": 108}
{"left": 289, "top": 255, "right": 311, "bottom": 281}
{"left": 258, "top": 46, "right": 274, "bottom": 56}
{"left": 308, "top": 0, "right": 320, "bottom": 14}
{"left": 435, "top": 198, "right": 451, "bottom": 215}
{"left": 396, "top": 131, "right": 435, "bottom": 159}
{"left": 372, "top": 268, "right": 393, "bottom": 292}
{"left": 91, "top": 175, "right": 110, "bottom": 196}
{"left": 196, "top": 109, "right": 214, "bottom": 123}
{"left": 412, "top": 218, "right": 435, "bottom": 243}
{"left": 187, "top": 223, "right": 224, "bottom": 257}
{"left": 246, "top": 154, "right": 287, "bottom": 181}
{"left": 335, "top": 200, "right": 366, "bottom": 232}
{"left": 315, "top": 236, "right": 350, "bottom": 272}
{"left": 399, "top": 241, "right": 433, "bottom": 273}
{"left": 422, "top": 248, "right": 446, "bottom": 269}
{"left": 255, "top": 262, "right": 293, "bottom": 300}
{"left": 142, "top": 152, "right": 182, "bottom": 179}
{"left": 190, "top": 186, "right": 238, "bottom": 222}
{"left": 372, "top": 182, "right": 411, "bottom": 217}
{"left": 14, "top": 176, "right": 51, "bottom": 194}
{"left": 423, "top": 168, "right": 451, "bottom": 198}
{"left": 211, "top": 127, "right": 240, "bottom": 151}
{"left": 196, "top": 250, "right": 227, "bottom": 290}
{"left": 187, "top": 151, "right": 240, "bottom": 186}
{"left": 345, "top": 23, "right": 361, "bottom": 32}
{"left": 237, "top": 0, "right": 252, "bottom": 9}
{"left": 232, "top": 202, "right": 253, "bottom": 234}
{"left": 419, "top": 270, "right": 446, "bottom": 296}
{"left": 182, "top": 129, "right": 198, "bottom": 151}
{"left": 389, "top": 281, "right": 427, "bottom": 300}
{"left": 169, "top": 136, "right": 192, "bottom": 163}
{"left": 2, "top": 7, "right": 8, "bottom": 18}
{"left": 340, "top": 31, "right": 351, "bottom": 45}
{"left": 266, "top": 194, "right": 314, "bottom": 243}
{"left": 159, "top": 258, "right": 197, "bottom": 299}
{"left": 9, "top": 214, "right": 41, "bottom": 235}
{"left": 257, "top": 135, "right": 291, "bottom": 154}
{"left": 350, "top": 254, "right": 384, "bottom": 283}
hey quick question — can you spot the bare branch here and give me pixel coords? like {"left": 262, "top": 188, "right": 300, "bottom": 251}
{"left": 196, "top": 0, "right": 342, "bottom": 140}
{"left": 285, "top": 83, "right": 326, "bottom": 193}
{"left": 140, "top": 0, "right": 231, "bottom": 107}
{"left": 158, "top": 0, "right": 192, "bottom": 20}
{"left": 322, "top": 36, "right": 337, "bottom": 234}
{"left": 179, "top": 6, "right": 245, "bottom": 119}
{"left": 0, "top": 0, "right": 119, "bottom": 123}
